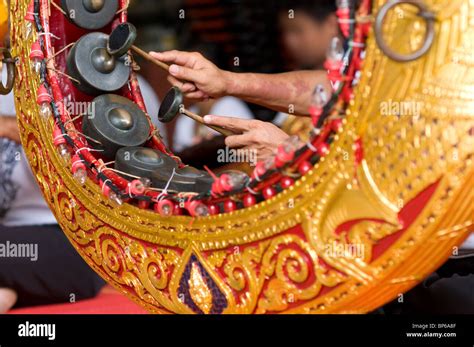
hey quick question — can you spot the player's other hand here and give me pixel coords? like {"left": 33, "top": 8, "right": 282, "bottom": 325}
{"left": 203, "top": 115, "right": 292, "bottom": 162}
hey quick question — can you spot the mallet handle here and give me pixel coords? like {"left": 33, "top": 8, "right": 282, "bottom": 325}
{"left": 182, "top": 109, "right": 235, "bottom": 137}
{"left": 131, "top": 45, "right": 170, "bottom": 72}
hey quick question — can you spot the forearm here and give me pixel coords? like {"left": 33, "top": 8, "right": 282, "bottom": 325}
{"left": 223, "top": 70, "right": 331, "bottom": 116}
{"left": 0, "top": 116, "right": 21, "bottom": 143}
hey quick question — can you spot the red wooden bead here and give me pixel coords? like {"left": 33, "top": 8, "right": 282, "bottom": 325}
{"left": 298, "top": 161, "right": 313, "bottom": 175}
{"left": 224, "top": 200, "right": 237, "bottom": 213}
{"left": 317, "top": 143, "right": 330, "bottom": 157}
{"left": 262, "top": 186, "right": 276, "bottom": 200}
{"left": 243, "top": 194, "right": 257, "bottom": 207}
{"left": 280, "top": 177, "right": 295, "bottom": 189}
{"left": 208, "top": 204, "right": 219, "bottom": 215}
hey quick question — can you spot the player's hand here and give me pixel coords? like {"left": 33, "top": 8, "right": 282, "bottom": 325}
{"left": 203, "top": 115, "right": 291, "bottom": 162}
{"left": 150, "top": 50, "right": 231, "bottom": 101}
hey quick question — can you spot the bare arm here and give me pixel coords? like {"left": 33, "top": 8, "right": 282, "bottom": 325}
{"left": 0, "top": 116, "right": 21, "bottom": 143}
{"left": 222, "top": 70, "right": 330, "bottom": 116}
{"left": 150, "top": 51, "right": 331, "bottom": 116}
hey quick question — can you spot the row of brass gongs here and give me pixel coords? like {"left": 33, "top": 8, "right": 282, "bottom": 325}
{"left": 62, "top": 0, "right": 215, "bottom": 193}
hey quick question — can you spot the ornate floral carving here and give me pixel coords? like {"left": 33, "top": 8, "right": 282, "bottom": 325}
{"left": 10, "top": 0, "right": 474, "bottom": 313}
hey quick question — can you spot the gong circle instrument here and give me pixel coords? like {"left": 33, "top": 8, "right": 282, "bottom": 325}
{"left": 61, "top": 0, "right": 119, "bottom": 30}
{"left": 114, "top": 147, "right": 212, "bottom": 194}
{"left": 152, "top": 166, "right": 214, "bottom": 194}
{"left": 82, "top": 94, "right": 151, "bottom": 159}
{"left": 67, "top": 32, "right": 130, "bottom": 95}
{"left": 9, "top": 0, "right": 474, "bottom": 314}
{"left": 115, "top": 146, "right": 178, "bottom": 181}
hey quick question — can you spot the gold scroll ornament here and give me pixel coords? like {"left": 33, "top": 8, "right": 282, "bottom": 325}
{"left": 10, "top": 0, "right": 474, "bottom": 313}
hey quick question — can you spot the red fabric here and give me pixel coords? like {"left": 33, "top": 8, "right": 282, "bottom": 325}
{"left": 8, "top": 286, "right": 148, "bottom": 315}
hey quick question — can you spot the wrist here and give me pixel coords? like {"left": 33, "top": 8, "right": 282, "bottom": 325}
{"left": 221, "top": 70, "right": 236, "bottom": 97}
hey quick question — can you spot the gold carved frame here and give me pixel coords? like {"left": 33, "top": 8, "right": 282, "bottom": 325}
{"left": 9, "top": 0, "right": 474, "bottom": 313}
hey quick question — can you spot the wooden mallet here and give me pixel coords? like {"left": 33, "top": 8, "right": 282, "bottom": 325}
{"left": 158, "top": 87, "right": 236, "bottom": 137}
{"left": 107, "top": 22, "right": 171, "bottom": 72}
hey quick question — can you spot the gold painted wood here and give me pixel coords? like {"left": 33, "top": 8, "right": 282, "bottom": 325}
{"left": 10, "top": 0, "right": 473, "bottom": 313}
